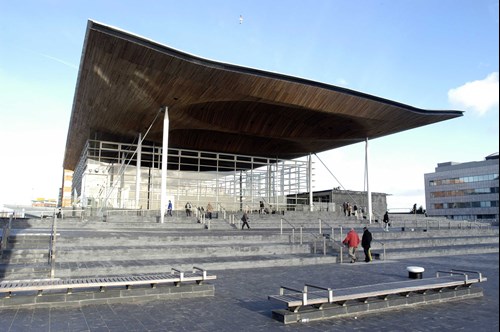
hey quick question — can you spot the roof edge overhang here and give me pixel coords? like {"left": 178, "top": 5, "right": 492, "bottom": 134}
{"left": 62, "top": 20, "right": 464, "bottom": 171}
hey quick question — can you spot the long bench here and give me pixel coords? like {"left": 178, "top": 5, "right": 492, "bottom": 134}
{"left": 268, "top": 269, "right": 486, "bottom": 323}
{"left": 0, "top": 266, "right": 216, "bottom": 298}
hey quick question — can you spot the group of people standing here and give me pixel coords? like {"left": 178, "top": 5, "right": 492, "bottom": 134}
{"left": 165, "top": 201, "right": 214, "bottom": 220}
{"left": 342, "top": 202, "right": 363, "bottom": 220}
{"left": 342, "top": 226, "right": 373, "bottom": 263}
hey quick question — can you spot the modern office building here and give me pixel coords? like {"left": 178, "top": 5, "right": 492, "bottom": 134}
{"left": 424, "top": 153, "right": 499, "bottom": 221}
{"left": 61, "top": 20, "right": 463, "bottom": 220}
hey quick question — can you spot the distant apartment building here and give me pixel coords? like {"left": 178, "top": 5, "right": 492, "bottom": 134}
{"left": 424, "top": 153, "right": 499, "bottom": 221}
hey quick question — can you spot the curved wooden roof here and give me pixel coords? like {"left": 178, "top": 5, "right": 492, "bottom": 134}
{"left": 63, "top": 20, "right": 463, "bottom": 170}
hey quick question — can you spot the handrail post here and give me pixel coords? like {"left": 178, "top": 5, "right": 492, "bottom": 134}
{"left": 292, "top": 228, "right": 295, "bottom": 244}
{"left": 319, "top": 218, "right": 322, "bottom": 234}
{"left": 280, "top": 218, "right": 283, "bottom": 235}
{"left": 323, "top": 237, "right": 326, "bottom": 256}
{"left": 50, "top": 212, "right": 57, "bottom": 279}
{"left": 300, "top": 226, "right": 303, "bottom": 245}
{"left": 1, "top": 215, "right": 12, "bottom": 256}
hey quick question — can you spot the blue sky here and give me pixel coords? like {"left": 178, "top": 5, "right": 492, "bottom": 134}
{"left": 0, "top": 0, "right": 498, "bottom": 212}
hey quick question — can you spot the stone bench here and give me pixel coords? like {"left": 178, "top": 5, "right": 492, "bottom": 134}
{"left": 268, "top": 269, "right": 486, "bottom": 323}
{"left": 0, "top": 266, "right": 216, "bottom": 298}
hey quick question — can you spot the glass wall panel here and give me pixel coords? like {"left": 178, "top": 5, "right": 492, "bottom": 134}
{"left": 72, "top": 139, "right": 311, "bottom": 213}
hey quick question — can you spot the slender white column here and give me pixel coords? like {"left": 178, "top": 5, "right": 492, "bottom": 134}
{"left": 135, "top": 132, "right": 142, "bottom": 209}
{"left": 160, "top": 107, "right": 169, "bottom": 224}
{"left": 308, "top": 154, "right": 313, "bottom": 212}
{"left": 365, "top": 138, "right": 372, "bottom": 223}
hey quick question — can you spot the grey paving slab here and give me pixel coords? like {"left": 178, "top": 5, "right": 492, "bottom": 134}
{"left": 0, "top": 253, "right": 497, "bottom": 332}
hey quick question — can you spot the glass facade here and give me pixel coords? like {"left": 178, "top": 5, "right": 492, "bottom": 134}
{"left": 424, "top": 155, "right": 499, "bottom": 221}
{"left": 71, "top": 139, "right": 311, "bottom": 213}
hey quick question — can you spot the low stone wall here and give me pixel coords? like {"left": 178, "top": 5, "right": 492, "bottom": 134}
{"left": 272, "top": 285, "right": 484, "bottom": 324}
{"left": 0, "top": 283, "right": 215, "bottom": 309}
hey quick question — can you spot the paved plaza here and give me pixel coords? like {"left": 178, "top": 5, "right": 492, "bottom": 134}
{"left": 0, "top": 253, "right": 498, "bottom": 332}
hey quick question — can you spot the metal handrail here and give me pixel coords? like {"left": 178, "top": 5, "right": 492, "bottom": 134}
{"left": 311, "top": 235, "right": 344, "bottom": 263}
{"left": 280, "top": 217, "right": 296, "bottom": 233}
{"left": 48, "top": 212, "right": 58, "bottom": 279}
{"left": 0, "top": 215, "right": 13, "bottom": 257}
{"left": 318, "top": 218, "right": 336, "bottom": 237}
{"left": 373, "top": 240, "right": 386, "bottom": 261}
{"left": 216, "top": 203, "right": 227, "bottom": 220}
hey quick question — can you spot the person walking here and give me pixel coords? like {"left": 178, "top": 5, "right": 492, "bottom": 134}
{"left": 361, "top": 227, "right": 373, "bottom": 262}
{"left": 342, "top": 228, "right": 360, "bottom": 263}
{"left": 167, "top": 200, "right": 173, "bottom": 217}
{"left": 185, "top": 202, "right": 192, "bottom": 217}
{"left": 383, "top": 211, "right": 390, "bottom": 231}
{"left": 206, "top": 202, "right": 213, "bottom": 220}
{"left": 241, "top": 212, "right": 250, "bottom": 230}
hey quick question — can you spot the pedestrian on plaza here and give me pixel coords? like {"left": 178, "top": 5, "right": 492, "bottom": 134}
{"left": 241, "top": 212, "right": 250, "bottom": 230}
{"left": 361, "top": 227, "right": 373, "bottom": 262}
{"left": 259, "top": 201, "right": 265, "bottom": 214}
{"left": 206, "top": 202, "right": 213, "bottom": 220}
{"left": 342, "top": 228, "right": 360, "bottom": 263}
{"left": 383, "top": 211, "right": 390, "bottom": 231}
{"left": 167, "top": 200, "right": 173, "bottom": 216}
{"left": 185, "top": 202, "right": 192, "bottom": 217}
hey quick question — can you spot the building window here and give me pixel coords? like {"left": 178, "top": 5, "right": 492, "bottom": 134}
{"left": 429, "top": 173, "right": 499, "bottom": 186}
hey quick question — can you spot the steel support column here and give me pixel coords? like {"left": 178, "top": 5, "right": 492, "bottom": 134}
{"left": 135, "top": 132, "right": 142, "bottom": 209}
{"left": 160, "top": 107, "right": 169, "bottom": 224}
{"left": 365, "top": 138, "right": 372, "bottom": 223}
{"left": 309, "top": 154, "right": 313, "bottom": 212}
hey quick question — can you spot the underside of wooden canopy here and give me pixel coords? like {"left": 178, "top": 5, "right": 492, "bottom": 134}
{"left": 63, "top": 20, "right": 463, "bottom": 170}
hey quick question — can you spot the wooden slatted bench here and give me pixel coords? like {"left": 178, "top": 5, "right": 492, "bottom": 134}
{"left": 0, "top": 266, "right": 216, "bottom": 298}
{"left": 268, "top": 269, "right": 486, "bottom": 314}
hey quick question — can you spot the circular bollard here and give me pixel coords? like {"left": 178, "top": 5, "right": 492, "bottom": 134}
{"left": 406, "top": 266, "right": 425, "bottom": 279}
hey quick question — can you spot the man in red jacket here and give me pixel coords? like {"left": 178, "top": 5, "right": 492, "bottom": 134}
{"left": 343, "top": 228, "right": 360, "bottom": 263}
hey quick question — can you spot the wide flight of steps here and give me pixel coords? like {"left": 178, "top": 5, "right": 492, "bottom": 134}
{"left": 0, "top": 212, "right": 498, "bottom": 280}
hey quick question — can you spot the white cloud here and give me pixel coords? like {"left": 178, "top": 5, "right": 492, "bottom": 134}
{"left": 336, "top": 78, "right": 348, "bottom": 86}
{"left": 448, "top": 72, "right": 499, "bottom": 115}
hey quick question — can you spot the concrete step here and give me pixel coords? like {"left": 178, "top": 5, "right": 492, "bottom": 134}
{"left": 54, "top": 231, "right": 291, "bottom": 247}
{"left": 369, "top": 235, "right": 499, "bottom": 250}
{"left": 5, "top": 234, "right": 52, "bottom": 249}
{"left": 377, "top": 243, "right": 499, "bottom": 260}
{"left": 0, "top": 263, "right": 51, "bottom": 279}
{"left": 0, "top": 253, "right": 338, "bottom": 279}
{"left": 55, "top": 243, "right": 312, "bottom": 261}
{"left": 328, "top": 228, "right": 500, "bottom": 242}
{"left": 1, "top": 249, "right": 48, "bottom": 264}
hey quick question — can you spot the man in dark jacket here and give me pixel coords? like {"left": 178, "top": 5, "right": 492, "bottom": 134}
{"left": 361, "top": 227, "right": 373, "bottom": 262}
{"left": 241, "top": 212, "right": 250, "bottom": 230}
{"left": 383, "top": 211, "right": 390, "bottom": 231}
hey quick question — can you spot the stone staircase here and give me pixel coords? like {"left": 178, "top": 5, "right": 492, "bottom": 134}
{"left": 0, "top": 213, "right": 498, "bottom": 280}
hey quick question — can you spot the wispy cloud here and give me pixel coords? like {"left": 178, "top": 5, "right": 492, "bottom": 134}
{"left": 448, "top": 72, "right": 499, "bottom": 115}
{"left": 38, "top": 52, "right": 78, "bottom": 69}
